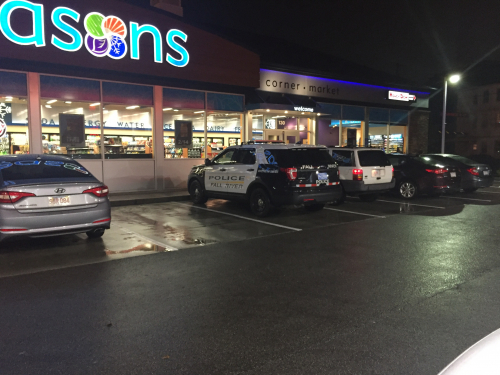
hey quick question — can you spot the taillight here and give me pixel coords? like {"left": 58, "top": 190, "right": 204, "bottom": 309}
{"left": 83, "top": 185, "right": 109, "bottom": 197}
{"left": 279, "top": 168, "right": 298, "bottom": 181}
{"left": 392, "top": 167, "right": 394, "bottom": 178}
{"left": 426, "top": 168, "right": 447, "bottom": 174}
{"left": 467, "top": 167, "right": 480, "bottom": 176}
{"left": 353, "top": 169, "right": 363, "bottom": 181}
{"left": 0, "top": 191, "right": 36, "bottom": 203}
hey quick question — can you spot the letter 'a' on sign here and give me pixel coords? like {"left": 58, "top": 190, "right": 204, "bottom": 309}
{"left": 130, "top": 22, "right": 163, "bottom": 63}
{"left": 51, "top": 7, "right": 82, "bottom": 52}
{"left": 0, "top": 0, "right": 45, "bottom": 47}
{"left": 166, "top": 29, "right": 189, "bottom": 68}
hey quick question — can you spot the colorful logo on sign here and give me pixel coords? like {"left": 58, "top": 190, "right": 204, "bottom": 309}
{"left": 84, "top": 13, "right": 127, "bottom": 59}
{"left": 0, "top": 119, "right": 6, "bottom": 138}
{"left": 0, "top": 0, "right": 190, "bottom": 67}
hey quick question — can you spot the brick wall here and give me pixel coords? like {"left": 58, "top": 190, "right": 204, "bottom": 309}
{"left": 408, "top": 110, "right": 430, "bottom": 154}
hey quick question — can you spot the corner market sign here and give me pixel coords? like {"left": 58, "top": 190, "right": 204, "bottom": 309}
{"left": 0, "top": 0, "right": 189, "bottom": 67}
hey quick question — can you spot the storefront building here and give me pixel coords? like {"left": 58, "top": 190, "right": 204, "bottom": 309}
{"left": 245, "top": 69, "right": 431, "bottom": 154}
{"left": 0, "top": 0, "right": 259, "bottom": 192}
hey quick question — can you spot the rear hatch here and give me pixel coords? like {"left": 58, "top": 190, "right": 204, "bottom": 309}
{"left": 356, "top": 150, "right": 392, "bottom": 185}
{"left": 0, "top": 158, "right": 105, "bottom": 213}
{"left": 265, "top": 148, "right": 340, "bottom": 187}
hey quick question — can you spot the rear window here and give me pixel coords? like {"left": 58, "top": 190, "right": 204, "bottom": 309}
{"left": 264, "top": 148, "right": 336, "bottom": 168}
{"left": 0, "top": 159, "right": 94, "bottom": 182}
{"left": 331, "top": 150, "right": 354, "bottom": 166}
{"left": 416, "top": 156, "right": 449, "bottom": 166}
{"left": 357, "top": 151, "right": 390, "bottom": 167}
{"left": 447, "top": 155, "right": 477, "bottom": 164}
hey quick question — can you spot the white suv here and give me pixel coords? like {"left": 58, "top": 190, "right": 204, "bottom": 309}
{"left": 326, "top": 147, "right": 395, "bottom": 202}
{"left": 188, "top": 143, "right": 343, "bottom": 217}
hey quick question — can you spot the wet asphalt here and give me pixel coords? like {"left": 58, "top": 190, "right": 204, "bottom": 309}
{"left": 2, "top": 187, "right": 500, "bottom": 374}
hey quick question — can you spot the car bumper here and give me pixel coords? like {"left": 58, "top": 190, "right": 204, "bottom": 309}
{"left": 274, "top": 184, "right": 343, "bottom": 206}
{"left": 342, "top": 179, "right": 396, "bottom": 195}
{"left": 462, "top": 177, "right": 494, "bottom": 189}
{"left": 0, "top": 201, "right": 111, "bottom": 242}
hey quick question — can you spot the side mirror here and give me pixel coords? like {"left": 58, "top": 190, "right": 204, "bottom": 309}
{"left": 205, "top": 158, "right": 211, "bottom": 166}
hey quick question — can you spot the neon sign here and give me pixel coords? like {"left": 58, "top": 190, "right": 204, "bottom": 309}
{"left": 388, "top": 91, "right": 416, "bottom": 102}
{"left": 0, "top": 0, "right": 189, "bottom": 67}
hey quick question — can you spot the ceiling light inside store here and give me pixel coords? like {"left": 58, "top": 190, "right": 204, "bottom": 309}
{"left": 5, "top": 96, "right": 12, "bottom": 101}
{"left": 285, "top": 111, "right": 288, "bottom": 114}
{"left": 173, "top": 109, "right": 179, "bottom": 112}
{"left": 301, "top": 112, "right": 305, "bottom": 115}
{"left": 266, "top": 109, "right": 270, "bottom": 112}
{"left": 45, "top": 105, "right": 52, "bottom": 108}
{"left": 90, "top": 103, "right": 100, "bottom": 106}
{"left": 47, "top": 100, "right": 57, "bottom": 104}
{"left": 194, "top": 111, "right": 204, "bottom": 114}
{"left": 253, "top": 114, "right": 263, "bottom": 117}
{"left": 163, "top": 108, "right": 172, "bottom": 111}
{"left": 65, "top": 101, "right": 72, "bottom": 104}
{"left": 126, "top": 106, "right": 139, "bottom": 110}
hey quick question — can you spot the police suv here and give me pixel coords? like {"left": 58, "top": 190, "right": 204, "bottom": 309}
{"left": 187, "top": 143, "right": 343, "bottom": 217}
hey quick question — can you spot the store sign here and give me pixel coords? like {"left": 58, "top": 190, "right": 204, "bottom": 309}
{"left": 174, "top": 120, "right": 192, "bottom": 147}
{"left": 59, "top": 114, "right": 85, "bottom": 147}
{"left": 260, "top": 69, "right": 428, "bottom": 108}
{"left": 0, "top": 102, "right": 11, "bottom": 138}
{"left": 0, "top": 0, "right": 189, "bottom": 67}
{"left": 293, "top": 106, "right": 314, "bottom": 112}
{"left": 388, "top": 91, "right": 417, "bottom": 102}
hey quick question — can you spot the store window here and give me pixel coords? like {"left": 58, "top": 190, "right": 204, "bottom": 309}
{"left": 317, "top": 118, "right": 340, "bottom": 146}
{"left": 0, "top": 71, "right": 28, "bottom": 155}
{"left": 252, "top": 114, "right": 263, "bottom": 141}
{"left": 164, "top": 110, "right": 205, "bottom": 159}
{"left": 41, "top": 100, "right": 101, "bottom": 158}
{"left": 102, "top": 82, "right": 154, "bottom": 159}
{"left": 40, "top": 75, "right": 101, "bottom": 159}
{"left": 163, "top": 87, "right": 206, "bottom": 159}
{"left": 206, "top": 111, "right": 242, "bottom": 157}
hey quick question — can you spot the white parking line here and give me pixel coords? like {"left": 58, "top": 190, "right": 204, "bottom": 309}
{"left": 324, "top": 207, "right": 386, "bottom": 218}
{"left": 119, "top": 227, "right": 179, "bottom": 251}
{"left": 476, "top": 190, "right": 500, "bottom": 194}
{"left": 445, "top": 196, "right": 492, "bottom": 202}
{"left": 176, "top": 203, "right": 302, "bottom": 232}
{"left": 377, "top": 199, "right": 446, "bottom": 209}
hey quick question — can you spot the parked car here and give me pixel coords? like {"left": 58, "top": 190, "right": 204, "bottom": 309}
{"left": 188, "top": 143, "right": 342, "bottom": 217}
{"left": 422, "top": 154, "right": 493, "bottom": 192}
{"left": 327, "top": 147, "right": 395, "bottom": 202}
{"left": 0, "top": 155, "right": 111, "bottom": 242}
{"left": 387, "top": 155, "right": 462, "bottom": 199}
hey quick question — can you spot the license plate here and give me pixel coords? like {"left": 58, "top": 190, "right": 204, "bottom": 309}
{"left": 484, "top": 170, "right": 490, "bottom": 176}
{"left": 450, "top": 172, "right": 456, "bottom": 177}
{"left": 372, "top": 169, "right": 385, "bottom": 177}
{"left": 316, "top": 179, "right": 329, "bottom": 185}
{"left": 49, "top": 196, "right": 71, "bottom": 206}
{"left": 318, "top": 172, "right": 328, "bottom": 180}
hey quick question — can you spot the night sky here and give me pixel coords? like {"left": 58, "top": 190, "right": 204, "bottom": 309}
{"left": 175, "top": 0, "right": 500, "bottom": 86}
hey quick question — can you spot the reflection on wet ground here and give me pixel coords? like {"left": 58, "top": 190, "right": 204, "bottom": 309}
{"left": 1, "top": 187, "right": 500, "bottom": 278}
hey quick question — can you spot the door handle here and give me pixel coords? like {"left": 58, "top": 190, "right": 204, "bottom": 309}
{"left": 247, "top": 169, "right": 255, "bottom": 171}
{"left": 219, "top": 168, "right": 226, "bottom": 172}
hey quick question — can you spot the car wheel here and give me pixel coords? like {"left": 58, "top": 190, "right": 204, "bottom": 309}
{"left": 249, "top": 188, "right": 273, "bottom": 217}
{"left": 399, "top": 181, "right": 417, "bottom": 199}
{"left": 304, "top": 204, "right": 325, "bottom": 212}
{"left": 189, "top": 180, "right": 208, "bottom": 204}
{"left": 330, "top": 186, "right": 346, "bottom": 206}
{"left": 463, "top": 188, "right": 478, "bottom": 193}
{"left": 359, "top": 194, "right": 378, "bottom": 202}
{"left": 86, "top": 228, "right": 105, "bottom": 238}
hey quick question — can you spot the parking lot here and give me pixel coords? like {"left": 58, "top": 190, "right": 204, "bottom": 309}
{"left": 2, "top": 183, "right": 500, "bottom": 278}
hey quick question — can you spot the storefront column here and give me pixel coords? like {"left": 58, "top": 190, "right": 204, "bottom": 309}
{"left": 153, "top": 85, "right": 164, "bottom": 190}
{"left": 363, "top": 107, "right": 369, "bottom": 147}
{"left": 27, "top": 72, "right": 42, "bottom": 154}
{"left": 245, "top": 112, "right": 253, "bottom": 143}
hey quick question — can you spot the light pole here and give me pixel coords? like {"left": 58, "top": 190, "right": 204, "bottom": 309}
{"left": 441, "top": 74, "right": 461, "bottom": 153}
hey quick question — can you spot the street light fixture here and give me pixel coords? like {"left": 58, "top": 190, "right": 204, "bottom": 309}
{"left": 441, "top": 74, "right": 461, "bottom": 153}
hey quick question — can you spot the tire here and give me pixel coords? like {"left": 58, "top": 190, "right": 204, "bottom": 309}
{"left": 86, "top": 228, "right": 105, "bottom": 239}
{"left": 304, "top": 204, "right": 325, "bottom": 212}
{"left": 359, "top": 193, "right": 378, "bottom": 202}
{"left": 463, "top": 188, "right": 478, "bottom": 193}
{"left": 189, "top": 180, "right": 208, "bottom": 204}
{"left": 330, "top": 186, "right": 346, "bottom": 206}
{"left": 249, "top": 188, "right": 273, "bottom": 217}
{"left": 399, "top": 180, "right": 417, "bottom": 199}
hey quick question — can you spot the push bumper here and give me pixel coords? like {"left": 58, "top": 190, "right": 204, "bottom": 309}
{"left": 342, "top": 179, "right": 396, "bottom": 195}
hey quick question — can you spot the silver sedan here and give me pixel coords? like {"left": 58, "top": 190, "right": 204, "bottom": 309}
{"left": 0, "top": 155, "right": 111, "bottom": 242}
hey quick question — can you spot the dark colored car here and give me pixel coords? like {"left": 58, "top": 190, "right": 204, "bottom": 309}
{"left": 387, "top": 155, "right": 462, "bottom": 199}
{"left": 422, "top": 154, "right": 494, "bottom": 192}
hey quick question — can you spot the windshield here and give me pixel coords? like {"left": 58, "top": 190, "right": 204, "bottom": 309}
{"left": 264, "top": 148, "right": 336, "bottom": 168}
{"left": 357, "top": 151, "right": 391, "bottom": 167}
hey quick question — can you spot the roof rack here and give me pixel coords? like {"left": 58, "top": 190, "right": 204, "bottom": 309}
{"left": 244, "top": 140, "right": 286, "bottom": 145}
